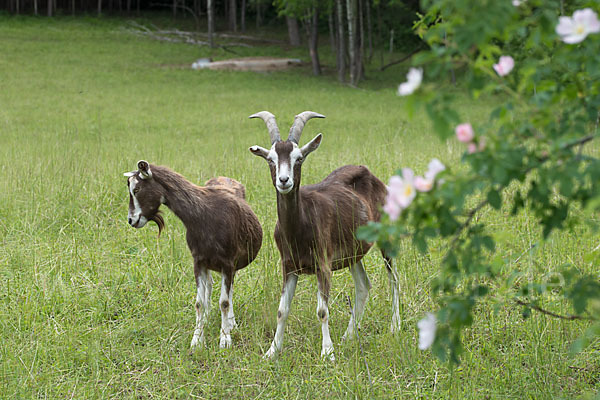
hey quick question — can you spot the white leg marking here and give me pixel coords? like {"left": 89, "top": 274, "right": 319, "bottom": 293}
{"left": 342, "top": 261, "right": 371, "bottom": 341}
{"left": 219, "top": 274, "right": 234, "bottom": 348}
{"left": 317, "top": 290, "right": 335, "bottom": 361}
{"left": 190, "top": 268, "right": 211, "bottom": 349}
{"left": 385, "top": 258, "right": 402, "bottom": 333}
{"left": 264, "top": 274, "right": 298, "bottom": 359}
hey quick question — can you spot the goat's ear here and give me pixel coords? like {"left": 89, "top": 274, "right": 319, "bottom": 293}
{"left": 137, "top": 160, "right": 153, "bottom": 179}
{"left": 300, "top": 133, "right": 322, "bottom": 157}
{"left": 249, "top": 145, "right": 270, "bottom": 160}
{"left": 123, "top": 171, "right": 136, "bottom": 177}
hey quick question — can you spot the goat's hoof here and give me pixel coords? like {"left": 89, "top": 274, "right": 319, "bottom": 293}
{"left": 263, "top": 346, "right": 279, "bottom": 360}
{"left": 190, "top": 335, "right": 205, "bottom": 349}
{"left": 219, "top": 334, "right": 232, "bottom": 349}
{"left": 341, "top": 330, "right": 355, "bottom": 342}
{"left": 321, "top": 347, "right": 336, "bottom": 362}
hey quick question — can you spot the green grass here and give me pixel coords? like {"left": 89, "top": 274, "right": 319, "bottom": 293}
{"left": 0, "top": 15, "right": 598, "bottom": 399}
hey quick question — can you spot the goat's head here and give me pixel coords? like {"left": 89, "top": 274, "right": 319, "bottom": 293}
{"left": 123, "top": 160, "right": 165, "bottom": 235}
{"left": 249, "top": 111, "right": 324, "bottom": 195}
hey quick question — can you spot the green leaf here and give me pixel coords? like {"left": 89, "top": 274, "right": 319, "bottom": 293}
{"left": 487, "top": 189, "right": 502, "bottom": 210}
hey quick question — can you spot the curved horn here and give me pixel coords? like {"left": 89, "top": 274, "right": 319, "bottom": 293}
{"left": 249, "top": 111, "right": 281, "bottom": 144}
{"left": 288, "top": 111, "right": 325, "bottom": 144}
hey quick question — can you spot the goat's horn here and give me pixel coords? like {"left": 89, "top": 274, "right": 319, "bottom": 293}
{"left": 288, "top": 111, "right": 325, "bottom": 144}
{"left": 249, "top": 111, "right": 281, "bottom": 144}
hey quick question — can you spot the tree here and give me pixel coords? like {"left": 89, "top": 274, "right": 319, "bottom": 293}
{"left": 360, "top": 0, "right": 600, "bottom": 363}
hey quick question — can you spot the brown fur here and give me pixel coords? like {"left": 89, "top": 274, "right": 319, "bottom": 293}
{"left": 272, "top": 163, "right": 388, "bottom": 297}
{"left": 127, "top": 165, "right": 262, "bottom": 274}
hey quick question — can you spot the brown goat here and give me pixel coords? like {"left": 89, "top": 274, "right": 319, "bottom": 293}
{"left": 249, "top": 111, "right": 401, "bottom": 360}
{"left": 124, "top": 160, "right": 263, "bottom": 349}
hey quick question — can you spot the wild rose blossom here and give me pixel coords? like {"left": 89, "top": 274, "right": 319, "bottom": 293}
{"left": 398, "top": 68, "right": 423, "bottom": 96}
{"left": 455, "top": 123, "right": 475, "bottom": 143}
{"left": 493, "top": 55, "right": 515, "bottom": 76}
{"left": 556, "top": 8, "right": 600, "bottom": 44}
{"left": 414, "top": 158, "right": 446, "bottom": 192}
{"left": 418, "top": 313, "right": 437, "bottom": 350}
{"left": 384, "top": 169, "right": 417, "bottom": 220}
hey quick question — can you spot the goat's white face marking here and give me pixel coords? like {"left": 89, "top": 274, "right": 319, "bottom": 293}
{"left": 271, "top": 142, "right": 303, "bottom": 195}
{"left": 128, "top": 176, "right": 148, "bottom": 228}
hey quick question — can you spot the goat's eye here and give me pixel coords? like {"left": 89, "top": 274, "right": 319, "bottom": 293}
{"left": 133, "top": 187, "right": 140, "bottom": 195}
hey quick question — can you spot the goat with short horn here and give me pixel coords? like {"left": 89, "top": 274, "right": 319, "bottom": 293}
{"left": 124, "top": 161, "right": 263, "bottom": 349}
{"left": 249, "top": 111, "right": 402, "bottom": 360}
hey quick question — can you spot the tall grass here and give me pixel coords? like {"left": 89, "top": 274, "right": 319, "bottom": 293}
{"left": 0, "top": 16, "right": 598, "bottom": 399}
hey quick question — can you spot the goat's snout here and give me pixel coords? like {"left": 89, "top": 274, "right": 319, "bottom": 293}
{"left": 128, "top": 217, "right": 133, "bottom": 226}
{"left": 279, "top": 175, "right": 289, "bottom": 184}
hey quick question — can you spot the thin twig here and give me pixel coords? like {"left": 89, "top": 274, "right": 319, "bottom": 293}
{"left": 515, "top": 299, "right": 596, "bottom": 321}
{"left": 346, "top": 295, "right": 372, "bottom": 388}
{"left": 380, "top": 46, "right": 424, "bottom": 71}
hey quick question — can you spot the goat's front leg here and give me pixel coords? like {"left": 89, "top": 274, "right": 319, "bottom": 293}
{"left": 219, "top": 271, "right": 236, "bottom": 348}
{"left": 264, "top": 273, "right": 298, "bottom": 359}
{"left": 191, "top": 262, "right": 213, "bottom": 349}
{"left": 383, "top": 253, "right": 402, "bottom": 333}
{"left": 316, "top": 267, "right": 335, "bottom": 361}
{"left": 342, "top": 260, "right": 371, "bottom": 341}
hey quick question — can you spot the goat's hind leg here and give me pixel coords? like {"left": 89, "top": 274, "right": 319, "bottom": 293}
{"left": 219, "top": 270, "right": 236, "bottom": 348}
{"left": 316, "top": 267, "right": 335, "bottom": 361}
{"left": 383, "top": 251, "right": 402, "bottom": 333}
{"left": 191, "top": 262, "right": 213, "bottom": 349}
{"left": 342, "top": 260, "right": 371, "bottom": 341}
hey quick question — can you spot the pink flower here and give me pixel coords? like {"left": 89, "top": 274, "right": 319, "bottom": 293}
{"left": 493, "top": 55, "right": 515, "bottom": 76}
{"left": 468, "top": 142, "right": 478, "bottom": 154}
{"left": 383, "top": 197, "right": 402, "bottom": 221}
{"left": 414, "top": 158, "right": 446, "bottom": 192}
{"left": 556, "top": 8, "right": 600, "bottom": 44}
{"left": 455, "top": 123, "right": 474, "bottom": 143}
{"left": 384, "top": 169, "right": 417, "bottom": 220}
{"left": 398, "top": 68, "right": 423, "bottom": 96}
{"left": 512, "top": 0, "right": 523, "bottom": 6}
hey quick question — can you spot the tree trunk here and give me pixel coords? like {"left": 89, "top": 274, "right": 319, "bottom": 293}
{"left": 173, "top": 0, "right": 177, "bottom": 18}
{"left": 126, "top": 0, "right": 131, "bottom": 14}
{"left": 47, "top": 0, "right": 53, "bottom": 16}
{"left": 207, "top": 0, "right": 214, "bottom": 47}
{"left": 305, "top": 8, "right": 321, "bottom": 76}
{"left": 286, "top": 16, "right": 301, "bottom": 46}
{"left": 256, "top": 0, "right": 261, "bottom": 28}
{"left": 97, "top": 0, "right": 102, "bottom": 16}
{"left": 15, "top": 0, "right": 19, "bottom": 14}
{"left": 34, "top": 0, "right": 38, "bottom": 15}
{"left": 357, "top": 0, "right": 365, "bottom": 82}
{"left": 228, "top": 0, "right": 237, "bottom": 32}
{"left": 336, "top": 0, "right": 346, "bottom": 83}
{"left": 137, "top": 0, "right": 140, "bottom": 16}
{"left": 346, "top": 0, "right": 356, "bottom": 85}
{"left": 241, "top": 0, "right": 246, "bottom": 32}
{"left": 366, "top": 0, "right": 373, "bottom": 63}
{"left": 328, "top": 11, "right": 336, "bottom": 53}
{"left": 377, "top": 1, "right": 383, "bottom": 69}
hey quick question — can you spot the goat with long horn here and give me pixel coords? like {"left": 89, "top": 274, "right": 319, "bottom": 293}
{"left": 249, "top": 111, "right": 402, "bottom": 360}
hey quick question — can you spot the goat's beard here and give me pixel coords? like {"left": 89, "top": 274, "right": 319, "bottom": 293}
{"left": 149, "top": 212, "right": 165, "bottom": 237}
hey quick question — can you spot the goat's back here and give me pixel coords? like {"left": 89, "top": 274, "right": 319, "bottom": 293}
{"left": 312, "top": 165, "right": 387, "bottom": 220}
{"left": 205, "top": 176, "right": 246, "bottom": 199}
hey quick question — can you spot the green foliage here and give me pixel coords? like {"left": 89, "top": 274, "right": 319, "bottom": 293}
{"left": 361, "top": 0, "right": 600, "bottom": 363}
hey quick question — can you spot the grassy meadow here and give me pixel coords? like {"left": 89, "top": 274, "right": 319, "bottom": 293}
{"left": 0, "top": 15, "right": 598, "bottom": 399}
